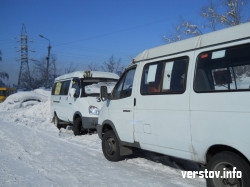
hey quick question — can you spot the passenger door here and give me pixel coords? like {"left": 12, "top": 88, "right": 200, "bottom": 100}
{"left": 67, "top": 78, "right": 81, "bottom": 122}
{"left": 54, "top": 80, "right": 71, "bottom": 121}
{"left": 134, "top": 57, "right": 193, "bottom": 159}
{"left": 108, "top": 67, "right": 136, "bottom": 143}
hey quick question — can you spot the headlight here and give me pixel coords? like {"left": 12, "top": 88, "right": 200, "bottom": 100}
{"left": 88, "top": 105, "right": 100, "bottom": 115}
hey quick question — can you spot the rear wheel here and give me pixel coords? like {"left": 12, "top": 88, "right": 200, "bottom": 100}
{"left": 207, "top": 151, "right": 250, "bottom": 187}
{"left": 102, "top": 130, "right": 122, "bottom": 162}
{"left": 72, "top": 117, "right": 82, "bottom": 136}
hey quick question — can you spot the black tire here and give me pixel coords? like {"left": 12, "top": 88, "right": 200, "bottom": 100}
{"left": 72, "top": 117, "right": 82, "bottom": 136}
{"left": 102, "top": 130, "right": 122, "bottom": 162}
{"left": 206, "top": 151, "right": 250, "bottom": 187}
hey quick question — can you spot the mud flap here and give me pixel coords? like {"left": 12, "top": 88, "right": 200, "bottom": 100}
{"left": 120, "top": 145, "right": 133, "bottom": 156}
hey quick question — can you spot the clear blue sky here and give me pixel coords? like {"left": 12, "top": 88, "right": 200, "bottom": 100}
{"left": 0, "top": 0, "right": 219, "bottom": 85}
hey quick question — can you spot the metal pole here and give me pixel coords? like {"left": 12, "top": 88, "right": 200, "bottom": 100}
{"left": 39, "top": 35, "right": 51, "bottom": 88}
{"left": 46, "top": 44, "right": 51, "bottom": 88}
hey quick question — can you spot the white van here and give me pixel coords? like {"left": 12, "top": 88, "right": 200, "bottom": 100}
{"left": 51, "top": 70, "right": 119, "bottom": 135}
{"left": 98, "top": 22, "right": 250, "bottom": 186}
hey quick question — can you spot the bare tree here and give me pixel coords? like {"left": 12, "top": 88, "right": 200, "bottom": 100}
{"left": 30, "top": 55, "right": 58, "bottom": 89}
{"left": 163, "top": 18, "right": 203, "bottom": 43}
{"left": 164, "top": 0, "right": 249, "bottom": 43}
{"left": 0, "top": 72, "right": 8, "bottom": 82}
{"left": 50, "top": 54, "right": 58, "bottom": 80}
{"left": 101, "top": 55, "right": 125, "bottom": 76}
{"left": 64, "top": 62, "right": 78, "bottom": 74}
{"left": 86, "top": 63, "right": 99, "bottom": 71}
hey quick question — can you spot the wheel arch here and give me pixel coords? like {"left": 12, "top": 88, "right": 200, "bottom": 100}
{"left": 52, "top": 111, "right": 59, "bottom": 123}
{"left": 73, "top": 111, "right": 83, "bottom": 123}
{"left": 206, "top": 144, "right": 250, "bottom": 166}
{"left": 101, "top": 120, "right": 121, "bottom": 142}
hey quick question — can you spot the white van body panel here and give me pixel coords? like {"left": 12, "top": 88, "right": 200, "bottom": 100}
{"left": 133, "top": 52, "right": 196, "bottom": 160}
{"left": 106, "top": 96, "right": 135, "bottom": 142}
{"left": 67, "top": 96, "right": 103, "bottom": 122}
{"left": 189, "top": 39, "right": 250, "bottom": 163}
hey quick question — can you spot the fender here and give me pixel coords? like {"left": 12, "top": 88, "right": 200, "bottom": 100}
{"left": 100, "top": 120, "right": 141, "bottom": 149}
{"left": 100, "top": 120, "right": 120, "bottom": 141}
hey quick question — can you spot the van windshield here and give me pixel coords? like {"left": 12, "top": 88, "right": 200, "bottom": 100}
{"left": 0, "top": 90, "right": 6, "bottom": 96}
{"left": 81, "top": 78, "right": 117, "bottom": 97}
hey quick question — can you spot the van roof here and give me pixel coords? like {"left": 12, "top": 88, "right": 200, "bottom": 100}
{"left": 133, "top": 22, "right": 250, "bottom": 63}
{"left": 55, "top": 71, "right": 119, "bottom": 81}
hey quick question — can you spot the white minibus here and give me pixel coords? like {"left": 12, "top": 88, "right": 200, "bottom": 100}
{"left": 51, "top": 70, "right": 119, "bottom": 135}
{"left": 98, "top": 22, "right": 250, "bottom": 186}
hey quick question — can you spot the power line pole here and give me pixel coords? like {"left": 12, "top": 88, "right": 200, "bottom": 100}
{"left": 17, "top": 24, "right": 32, "bottom": 89}
{"left": 39, "top": 34, "right": 51, "bottom": 88}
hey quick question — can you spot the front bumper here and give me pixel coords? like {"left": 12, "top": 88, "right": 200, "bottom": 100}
{"left": 82, "top": 117, "right": 98, "bottom": 129}
{"left": 96, "top": 124, "right": 102, "bottom": 139}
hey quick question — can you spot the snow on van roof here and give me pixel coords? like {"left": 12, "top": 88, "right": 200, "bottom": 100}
{"left": 55, "top": 71, "right": 119, "bottom": 81}
{"left": 134, "top": 22, "right": 250, "bottom": 63}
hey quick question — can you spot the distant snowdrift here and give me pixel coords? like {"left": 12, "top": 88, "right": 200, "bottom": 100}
{"left": 0, "top": 89, "right": 50, "bottom": 111}
{"left": 0, "top": 89, "right": 52, "bottom": 125}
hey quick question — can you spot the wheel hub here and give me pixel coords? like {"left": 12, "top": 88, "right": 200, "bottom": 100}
{"left": 213, "top": 162, "right": 242, "bottom": 187}
{"left": 106, "top": 137, "right": 116, "bottom": 155}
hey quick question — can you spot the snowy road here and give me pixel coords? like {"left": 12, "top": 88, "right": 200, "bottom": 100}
{"left": 0, "top": 91, "right": 206, "bottom": 187}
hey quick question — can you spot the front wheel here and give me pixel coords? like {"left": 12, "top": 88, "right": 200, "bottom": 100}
{"left": 102, "top": 130, "right": 122, "bottom": 162}
{"left": 206, "top": 151, "right": 250, "bottom": 187}
{"left": 72, "top": 117, "right": 82, "bottom": 136}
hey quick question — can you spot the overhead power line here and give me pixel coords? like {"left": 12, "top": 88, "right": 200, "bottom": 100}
{"left": 54, "top": 19, "right": 167, "bottom": 47}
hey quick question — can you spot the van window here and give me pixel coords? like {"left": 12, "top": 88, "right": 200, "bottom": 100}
{"left": 60, "top": 80, "right": 71, "bottom": 95}
{"left": 52, "top": 80, "right": 70, "bottom": 95}
{"left": 71, "top": 78, "right": 81, "bottom": 97}
{"left": 81, "top": 78, "right": 118, "bottom": 97}
{"left": 54, "top": 82, "right": 62, "bottom": 95}
{"left": 112, "top": 68, "right": 136, "bottom": 99}
{"left": 0, "top": 90, "right": 6, "bottom": 96}
{"left": 141, "top": 57, "right": 189, "bottom": 95}
{"left": 194, "top": 44, "right": 250, "bottom": 92}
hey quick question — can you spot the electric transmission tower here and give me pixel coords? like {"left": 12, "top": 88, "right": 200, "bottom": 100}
{"left": 17, "top": 24, "right": 32, "bottom": 89}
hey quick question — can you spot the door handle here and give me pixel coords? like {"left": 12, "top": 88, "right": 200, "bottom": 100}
{"left": 53, "top": 101, "right": 60, "bottom": 103}
{"left": 69, "top": 103, "right": 72, "bottom": 105}
{"left": 123, "top": 110, "right": 131, "bottom": 112}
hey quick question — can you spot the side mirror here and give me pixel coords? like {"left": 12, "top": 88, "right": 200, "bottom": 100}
{"left": 69, "top": 88, "right": 76, "bottom": 98}
{"left": 100, "top": 86, "right": 108, "bottom": 101}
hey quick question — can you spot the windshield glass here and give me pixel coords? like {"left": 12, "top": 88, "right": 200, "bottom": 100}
{"left": 0, "top": 90, "right": 6, "bottom": 96}
{"left": 81, "top": 78, "right": 117, "bottom": 97}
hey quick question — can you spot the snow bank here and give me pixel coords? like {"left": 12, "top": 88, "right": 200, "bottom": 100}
{"left": 0, "top": 89, "right": 52, "bottom": 126}
{"left": 0, "top": 89, "right": 49, "bottom": 111}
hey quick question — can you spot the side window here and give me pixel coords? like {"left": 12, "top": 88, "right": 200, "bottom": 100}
{"left": 60, "top": 80, "right": 71, "bottom": 95}
{"left": 71, "top": 78, "right": 81, "bottom": 97}
{"left": 54, "top": 82, "right": 62, "bottom": 95}
{"left": 112, "top": 68, "right": 136, "bottom": 99}
{"left": 141, "top": 57, "right": 189, "bottom": 95}
{"left": 194, "top": 44, "right": 250, "bottom": 92}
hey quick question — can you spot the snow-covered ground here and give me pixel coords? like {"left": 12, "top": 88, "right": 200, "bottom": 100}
{"left": 0, "top": 89, "right": 206, "bottom": 187}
